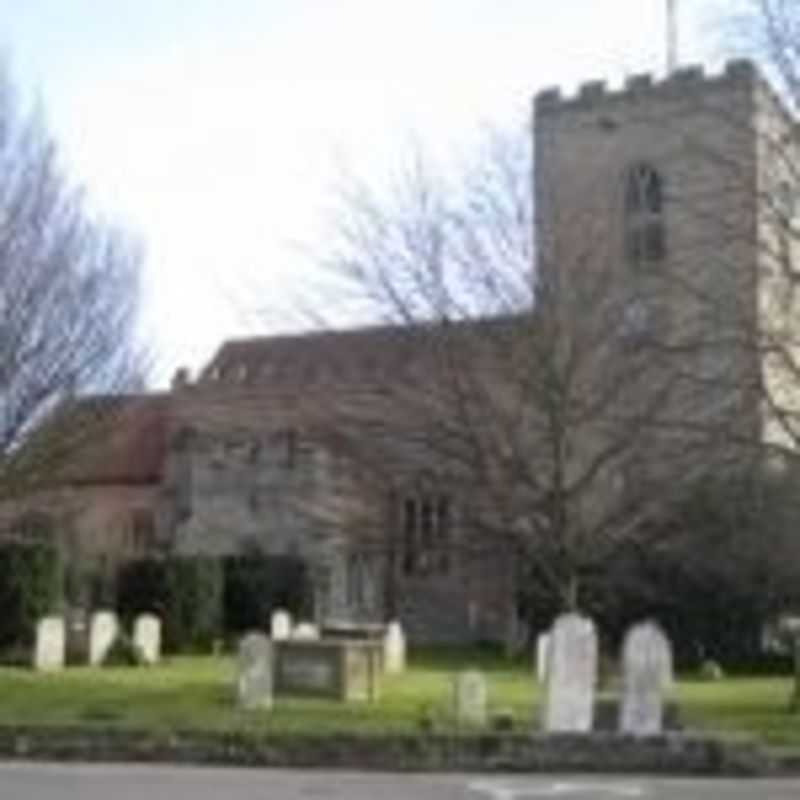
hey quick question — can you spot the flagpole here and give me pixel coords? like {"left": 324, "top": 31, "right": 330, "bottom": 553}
{"left": 667, "top": 0, "right": 678, "bottom": 74}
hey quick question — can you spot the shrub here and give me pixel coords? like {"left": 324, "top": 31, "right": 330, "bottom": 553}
{"left": 0, "top": 541, "right": 62, "bottom": 652}
{"left": 102, "top": 631, "right": 145, "bottom": 667}
{"left": 116, "top": 558, "right": 168, "bottom": 623}
{"left": 162, "top": 557, "right": 223, "bottom": 653}
{"left": 222, "top": 555, "right": 310, "bottom": 634}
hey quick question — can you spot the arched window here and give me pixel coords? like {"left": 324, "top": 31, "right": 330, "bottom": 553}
{"left": 624, "top": 163, "right": 666, "bottom": 268}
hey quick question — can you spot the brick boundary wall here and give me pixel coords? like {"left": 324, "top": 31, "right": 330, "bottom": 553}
{"left": 0, "top": 728, "right": 782, "bottom": 775}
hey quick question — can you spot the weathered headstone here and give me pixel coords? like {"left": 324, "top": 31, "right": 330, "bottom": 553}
{"left": 271, "top": 609, "right": 292, "bottom": 641}
{"left": 454, "top": 669, "right": 488, "bottom": 727}
{"left": 237, "top": 632, "right": 273, "bottom": 710}
{"left": 542, "top": 612, "right": 598, "bottom": 733}
{"left": 536, "top": 631, "right": 550, "bottom": 682}
{"left": 620, "top": 621, "right": 673, "bottom": 736}
{"left": 33, "top": 616, "right": 65, "bottom": 672}
{"left": 292, "top": 621, "right": 320, "bottom": 640}
{"left": 133, "top": 613, "right": 161, "bottom": 665}
{"left": 89, "top": 610, "right": 118, "bottom": 666}
{"left": 383, "top": 621, "right": 406, "bottom": 674}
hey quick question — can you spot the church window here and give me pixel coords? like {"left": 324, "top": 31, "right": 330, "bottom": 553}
{"left": 401, "top": 494, "right": 451, "bottom": 576}
{"left": 286, "top": 428, "right": 297, "bottom": 468}
{"left": 130, "top": 508, "right": 156, "bottom": 551}
{"left": 624, "top": 163, "right": 666, "bottom": 267}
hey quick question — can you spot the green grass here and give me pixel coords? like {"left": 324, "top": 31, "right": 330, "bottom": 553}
{"left": 0, "top": 648, "right": 538, "bottom": 735}
{"left": 678, "top": 677, "right": 800, "bottom": 747}
{"left": 0, "top": 649, "right": 798, "bottom": 747}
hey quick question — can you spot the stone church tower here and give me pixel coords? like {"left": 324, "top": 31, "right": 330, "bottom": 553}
{"left": 533, "top": 60, "right": 800, "bottom": 459}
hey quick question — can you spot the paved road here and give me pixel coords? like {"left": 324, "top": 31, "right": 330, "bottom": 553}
{"left": 0, "top": 763, "right": 798, "bottom": 800}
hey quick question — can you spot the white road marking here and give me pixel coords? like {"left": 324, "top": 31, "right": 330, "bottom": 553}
{"left": 467, "top": 779, "right": 648, "bottom": 799}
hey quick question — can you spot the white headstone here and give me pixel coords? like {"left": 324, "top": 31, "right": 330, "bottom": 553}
{"left": 536, "top": 632, "right": 551, "bottom": 682}
{"left": 292, "top": 621, "right": 320, "bottom": 640}
{"left": 383, "top": 621, "right": 406, "bottom": 674}
{"left": 454, "top": 669, "right": 488, "bottom": 727}
{"left": 542, "top": 612, "right": 598, "bottom": 733}
{"left": 620, "top": 621, "right": 673, "bottom": 736}
{"left": 33, "top": 616, "right": 65, "bottom": 672}
{"left": 271, "top": 609, "right": 292, "bottom": 641}
{"left": 237, "top": 632, "right": 273, "bottom": 710}
{"left": 133, "top": 613, "right": 161, "bottom": 665}
{"left": 88, "top": 610, "right": 118, "bottom": 666}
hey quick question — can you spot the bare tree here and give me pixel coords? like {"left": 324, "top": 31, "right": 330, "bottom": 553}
{"left": 296, "top": 125, "right": 731, "bottom": 618}
{"left": 0, "top": 64, "right": 144, "bottom": 504}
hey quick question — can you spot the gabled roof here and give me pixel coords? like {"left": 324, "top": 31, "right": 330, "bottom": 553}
{"left": 25, "top": 393, "right": 170, "bottom": 487}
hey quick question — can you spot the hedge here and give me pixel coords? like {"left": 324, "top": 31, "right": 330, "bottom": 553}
{"left": 0, "top": 541, "right": 62, "bottom": 652}
{"left": 116, "top": 554, "right": 310, "bottom": 652}
{"left": 222, "top": 555, "right": 309, "bottom": 634}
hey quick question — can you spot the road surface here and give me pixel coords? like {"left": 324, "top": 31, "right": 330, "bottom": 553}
{"left": 0, "top": 762, "right": 797, "bottom": 799}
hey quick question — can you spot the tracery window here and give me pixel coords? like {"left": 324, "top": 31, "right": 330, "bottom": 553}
{"left": 401, "top": 494, "right": 451, "bottom": 576}
{"left": 624, "top": 163, "right": 666, "bottom": 268}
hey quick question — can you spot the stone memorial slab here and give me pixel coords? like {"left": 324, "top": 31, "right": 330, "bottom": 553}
{"left": 89, "top": 610, "right": 118, "bottom": 666}
{"left": 292, "top": 621, "right": 320, "bottom": 640}
{"left": 383, "top": 621, "right": 406, "bottom": 674}
{"left": 271, "top": 609, "right": 292, "bottom": 641}
{"left": 237, "top": 632, "right": 273, "bottom": 710}
{"left": 133, "top": 613, "right": 161, "bottom": 665}
{"left": 620, "top": 621, "right": 673, "bottom": 736}
{"left": 275, "top": 640, "right": 381, "bottom": 702}
{"left": 33, "top": 616, "right": 65, "bottom": 672}
{"left": 536, "top": 632, "right": 550, "bottom": 682}
{"left": 454, "top": 669, "right": 488, "bottom": 727}
{"left": 542, "top": 612, "right": 597, "bottom": 733}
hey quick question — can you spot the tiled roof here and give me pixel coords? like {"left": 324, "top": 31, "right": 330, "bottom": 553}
{"left": 45, "top": 393, "right": 170, "bottom": 486}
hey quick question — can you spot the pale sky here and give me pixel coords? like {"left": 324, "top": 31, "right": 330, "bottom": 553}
{"left": 3, "top": 0, "right": 744, "bottom": 387}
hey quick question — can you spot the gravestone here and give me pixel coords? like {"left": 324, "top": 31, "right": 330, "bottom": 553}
{"left": 454, "top": 669, "right": 488, "bottom": 727}
{"left": 33, "top": 616, "right": 65, "bottom": 672}
{"left": 292, "top": 621, "right": 320, "bottom": 640}
{"left": 89, "top": 610, "right": 118, "bottom": 666}
{"left": 542, "top": 612, "right": 597, "bottom": 733}
{"left": 237, "top": 632, "right": 273, "bottom": 710}
{"left": 536, "top": 632, "right": 550, "bottom": 682}
{"left": 620, "top": 621, "right": 673, "bottom": 736}
{"left": 383, "top": 621, "right": 406, "bottom": 674}
{"left": 271, "top": 609, "right": 292, "bottom": 641}
{"left": 133, "top": 613, "right": 161, "bottom": 665}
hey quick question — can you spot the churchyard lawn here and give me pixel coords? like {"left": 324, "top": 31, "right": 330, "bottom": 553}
{"left": 0, "top": 649, "right": 796, "bottom": 747}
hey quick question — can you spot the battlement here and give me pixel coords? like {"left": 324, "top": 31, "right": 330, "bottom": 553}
{"left": 534, "top": 59, "right": 758, "bottom": 113}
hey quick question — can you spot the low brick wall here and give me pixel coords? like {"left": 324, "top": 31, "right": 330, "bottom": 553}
{"left": 0, "top": 726, "right": 777, "bottom": 775}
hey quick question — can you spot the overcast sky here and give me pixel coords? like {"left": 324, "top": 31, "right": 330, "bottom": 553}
{"left": 4, "top": 0, "right": 744, "bottom": 386}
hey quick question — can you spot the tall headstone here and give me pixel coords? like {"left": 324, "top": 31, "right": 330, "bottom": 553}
{"left": 33, "top": 616, "right": 65, "bottom": 672}
{"left": 542, "top": 612, "right": 598, "bottom": 733}
{"left": 271, "top": 609, "right": 292, "bottom": 641}
{"left": 237, "top": 632, "right": 273, "bottom": 710}
{"left": 292, "top": 621, "right": 320, "bottom": 640}
{"left": 383, "top": 621, "right": 406, "bottom": 674}
{"left": 89, "top": 610, "right": 118, "bottom": 666}
{"left": 536, "top": 632, "right": 551, "bottom": 682}
{"left": 620, "top": 621, "right": 673, "bottom": 736}
{"left": 454, "top": 670, "right": 488, "bottom": 727}
{"left": 133, "top": 613, "right": 161, "bottom": 665}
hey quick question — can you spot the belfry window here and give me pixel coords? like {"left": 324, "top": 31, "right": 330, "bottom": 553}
{"left": 624, "top": 163, "right": 666, "bottom": 267}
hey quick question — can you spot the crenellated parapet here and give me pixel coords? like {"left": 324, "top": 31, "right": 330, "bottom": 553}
{"left": 534, "top": 59, "right": 759, "bottom": 114}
